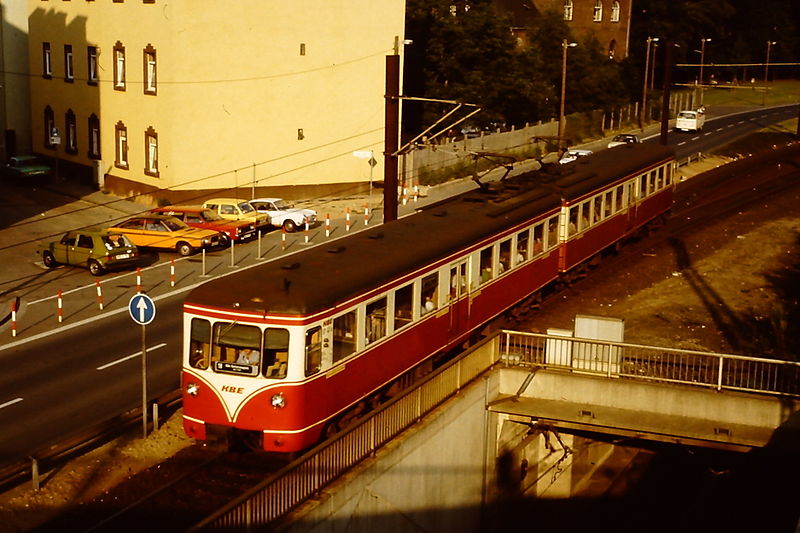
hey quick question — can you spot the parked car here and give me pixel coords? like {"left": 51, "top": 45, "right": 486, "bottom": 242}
{"left": 202, "top": 198, "right": 269, "bottom": 228}
{"left": 558, "top": 149, "right": 593, "bottom": 164}
{"left": 607, "top": 133, "right": 641, "bottom": 148}
{"left": 248, "top": 198, "right": 318, "bottom": 232}
{"left": 675, "top": 108, "right": 706, "bottom": 132}
{"left": 150, "top": 206, "right": 257, "bottom": 243}
{"left": 37, "top": 229, "right": 140, "bottom": 276}
{"left": 110, "top": 214, "right": 225, "bottom": 256}
{"left": 2, "top": 155, "right": 51, "bottom": 180}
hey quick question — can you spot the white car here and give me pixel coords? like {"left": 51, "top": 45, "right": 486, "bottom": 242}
{"left": 607, "top": 133, "right": 641, "bottom": 148}
{"left": 559, "top": 149, "right": 593, "bottom": 164}
{"left": 249, "top": 198, "right": 317, "bottom": 233}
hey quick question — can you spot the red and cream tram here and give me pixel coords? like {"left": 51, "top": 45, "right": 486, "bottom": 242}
{"left": 181, "top": 143, "right": 676, "bottom": 452}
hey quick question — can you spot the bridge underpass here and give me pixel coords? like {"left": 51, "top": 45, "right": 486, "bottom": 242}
{"left": 194, "top": 331, "right": 800, "bottom": 532}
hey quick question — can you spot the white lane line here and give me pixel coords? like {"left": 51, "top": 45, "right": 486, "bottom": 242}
{"left": 691, "top": 136, "right": 700, "bottom": 141}
{"left": 677, "top": 141, "right": 687, "bottom": 146}
{"left": 715, "top": 128, "right": 723, "bottom": 132}
{"left": 97, "top": 343, "right": 167, "bottom": 370}
{"left": 0, "top": 397, "right": 23, "bottom": 410}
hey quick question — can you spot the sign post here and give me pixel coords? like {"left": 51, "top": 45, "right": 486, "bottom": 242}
{"left": 128, "top": 293, "right": 156, "bottom": 438}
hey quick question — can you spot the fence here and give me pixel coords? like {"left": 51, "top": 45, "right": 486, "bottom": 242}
{"left": 500, "top": 331, "right": 800, "bottom": 397}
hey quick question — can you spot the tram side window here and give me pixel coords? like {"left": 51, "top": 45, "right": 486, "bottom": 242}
{"left": 639, "top": 174, "right": 647, "bottom": 198}
{"left": 448, "top": 262, "right": 467, "bottom": 302}
{"left": 189, "top": 318, "right": 211, "bottom": 370}
{"left": 394, "top": 284, "right": 413, "bottom": 330}
{"left": 479, "top": 247, "right": 493, "bottom": 284}
{"left": 666, "top": 164, "right": 673, "bottom": 186}
{"left": 366, "top": 297, "right": 387, "bottom": 345}
{"left": 657, "top": 167, "right": 664, "bottom": 189}
{"left": 593, "top": 196, "right": 603, "bottom": 224}
{"left": 333, "top": 310, "right": 357, "bottom": 362}
{"left": 615, "top": 185, "right": 624, "bottom": 211}
{"left": 518, "top": 228, "right": 530, "bottom": 262}
{"left": 263, "top": 328, "right": 289, "bottom": 379}
{"left": 499, "top": 239, "right": 511, "bottom": 273}
{"left": 604, "top": 191, "right": 613, "bottom": 218}
{"left": 531, "top": 224, "right": 542, "bottom": 256}
{"left": 649, "top": 171, "right": 657, "bottom": 195}
{"left": 568, "top": 207, "right": 578, "bottom": 236}
{"left": 213, "top": 322, "right": 262, "bottom": 375}
{"left": 546, "top": 217, "right": 558, "bottom": 249}
{"left": 305, "top": 326, "right": 322, "bottom": 376}
{"left": 421, "top": 272, "right": 439, "bottom": 313}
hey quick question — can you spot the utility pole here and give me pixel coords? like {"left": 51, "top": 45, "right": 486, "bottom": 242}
{"left": 660, "top": 42, "right": 675, "bottom": 145}
{"left": 383, "top": 37, "right": 400, "bottom": 223}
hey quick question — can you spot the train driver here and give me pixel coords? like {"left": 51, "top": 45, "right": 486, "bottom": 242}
{"left": 237, "top": 348, "right": 261, "bottom": 366}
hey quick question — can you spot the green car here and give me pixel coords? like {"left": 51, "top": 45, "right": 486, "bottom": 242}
{"left": 2, "top": 155, "right": 52, "bottom": 180}
{"left": 37, "top": 229, "right": 140, "bottom": 276}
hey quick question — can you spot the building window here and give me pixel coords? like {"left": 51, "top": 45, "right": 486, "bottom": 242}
{"left": 64, "top": 44, "right": 74, "bottom": 82}
{"left": 44, "top": 106, "right": 55, "bottom": 149}
{"left": 564, "top": 0, "right": 573, "bottom": 21}
{"left": 611, "top": 1, "right": 620, "bottom": 21}
{"left": 144, "top": 127, "right": 158, "bottom": 176}
{"left": 114, "top": 42, "right": 125, "bottom": 90}
{"left": 115, "top": 121, "right": 128, "bottom": 169}
{"left": 593, "top": 0, "right": 603, "bottom": 22}
{"left": 65, "top": 109, "right": 77, "bottom": 154}
{"left": 88, "top": 114, "right": 100, "bottom": 159}
{"left": 143, "top": 45, "right": 157, "bottom": 95}
{"left": 87, "top": 46, "right": 98, "bottom": 84}
{"left": 43, "top": 43, "right": 52, "bottom": 78}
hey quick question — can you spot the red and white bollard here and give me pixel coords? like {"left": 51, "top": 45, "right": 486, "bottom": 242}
{"left": 413, "top": 185, "right": 419, "bottom": 202}
{"left": 345, "top": 208, "right": 351, "bottom": 232}
{"left": 11, "top": 300, "right": 17, "bottom": 337}
{"left": 363, "top": 204, "right": 369, "bottom": 226}
{"left": 136, "top": 267, "right": 142, "bottom": 293}
{"left": 304, "top": 220, "right": 309, "bottom": 244}
{"left": 57, "top": 290, "right": 63, "bottom": 323}
{"left": 325, "top": 214, "right": 331, "bottom": 238}
{"left": 281, "top": 228, "right": 287, "bottom": 251}
{"left": 402, "top": 187, "right": 408, "bottom": 205}
{"left": 170, "top": 259, "right": 176, "bottom": 287}
{"left": 95, "top": 280, "right": 104, "bottom": 310}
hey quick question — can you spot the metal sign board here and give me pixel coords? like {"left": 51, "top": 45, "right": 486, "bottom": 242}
{"left": 128, "top": 293, "right": 156, "bottom": 325}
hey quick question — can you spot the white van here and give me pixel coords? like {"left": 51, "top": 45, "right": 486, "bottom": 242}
{"left": 675, "top": 108, "right": 706, "bottom": 132}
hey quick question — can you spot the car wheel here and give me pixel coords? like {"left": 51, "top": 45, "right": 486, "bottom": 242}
{"left": 88, "top": 260, "right": 104, "bottom": 276}
{"left": 283, "top": 219, "right": 297, "bottom": 233}
{"left": 177, "top": 242, "right": 195, "bottom": 256}
{"left": 42, "top": 251, "right": 57, "bottom": 268}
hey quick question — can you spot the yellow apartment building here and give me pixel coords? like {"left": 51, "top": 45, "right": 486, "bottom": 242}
{"left": 27, "top": 1, "right": 405, "bottom": 205}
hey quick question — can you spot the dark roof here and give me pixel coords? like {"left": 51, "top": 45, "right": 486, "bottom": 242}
{"left": 186, "top": 144, "right": 673, "bottom": 317}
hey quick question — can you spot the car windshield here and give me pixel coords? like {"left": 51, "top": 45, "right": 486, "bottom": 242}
{"left": 103, "top": 234, "right": 134, "bottom": 249}
{"left": 201, "top": 210, "right": 224, "bottom": 221}
{"left": 237, "top": 202, "right": 255, "bottom": 214}
{"left": 273, "top": 200, "right": 292, "bottom": 210}
{"left": 679, "top": 112, "right": 696, "bottom": 119}
{"left": 163, "top": 217, "right": 188, "bottom": 231}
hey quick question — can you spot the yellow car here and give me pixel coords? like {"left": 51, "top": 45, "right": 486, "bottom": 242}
{"left": 110, "top": 214, "right": 225, "bottom": 256}
{"left": 202, "top": 198, "right": 269, "bottom": 228}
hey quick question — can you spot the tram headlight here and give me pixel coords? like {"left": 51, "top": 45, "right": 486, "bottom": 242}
{"left": 186, "top": 382, "right": 200, "bottom": 397}
{"left": 271, "top": 392, "right": 286, "bottom": 409}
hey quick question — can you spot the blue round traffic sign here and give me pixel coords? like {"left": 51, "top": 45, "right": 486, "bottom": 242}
{"left": 128, "top": 293, "right": 156, "bottom": 325}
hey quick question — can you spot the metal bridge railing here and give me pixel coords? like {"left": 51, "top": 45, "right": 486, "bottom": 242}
{"left": 189, "top": 334, "right": 501, "bottom": 532}
{"left": 500, "top": 330, "right": 800, "bottom": 397}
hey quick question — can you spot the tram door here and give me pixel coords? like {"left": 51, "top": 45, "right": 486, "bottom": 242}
{"left": 447, "top": 259, "right": 470, "bottom": 340}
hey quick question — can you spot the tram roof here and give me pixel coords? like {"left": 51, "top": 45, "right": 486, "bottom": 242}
{"left": 186, "top": 143, "right": 673, "bottom": 317}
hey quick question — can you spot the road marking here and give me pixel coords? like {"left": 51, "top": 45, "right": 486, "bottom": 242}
{"left": 691, "top": 136, "right": 700, "bottom": 141}
{"left": 97, "top": 342, "right": 167, "bottom": 370}
{"left": 715, "top": 128, "right": 723, "bottom": 132}
{"left": 678, "top": 141, "right": 687, "bottom": 146}
{"left": 0, "top": 397, "right": 23, "bottom": 410}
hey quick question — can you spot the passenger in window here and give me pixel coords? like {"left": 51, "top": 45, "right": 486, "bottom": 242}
{"left": 532, "top": 238, "right": 543, "bottom": 255}
{"left": 421, "top": 297, "right": 435, "bottom": 315}
{"left": 237, "top": 348, "right": 260, "bottom": 365}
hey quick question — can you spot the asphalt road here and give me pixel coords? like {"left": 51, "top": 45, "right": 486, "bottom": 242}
{"left": 0, "top": 103, "right": 796, "bottom": 471}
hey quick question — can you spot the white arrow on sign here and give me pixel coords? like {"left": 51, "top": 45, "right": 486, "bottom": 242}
{"left": 137, "top": 297, "right": 149, "bottom": 323}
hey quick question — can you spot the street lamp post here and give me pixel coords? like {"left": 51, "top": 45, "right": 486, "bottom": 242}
{"left": 649, "top": 41, "right": 659, "bottom": 90}
{"left": 640, "top": 36, "right": 658, "bottom": 129}
{"left": 763, "top": 40, "right": 776, "bottom": 106}
{"left": 698, "top": 38, "right": 711, "bottom": 106}
{"left": 558, "top": 39, "right": 577, "bottom": 152}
